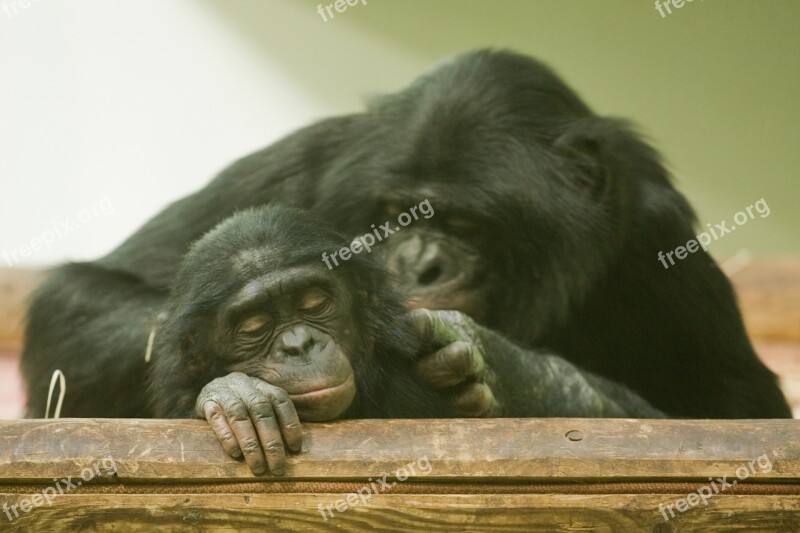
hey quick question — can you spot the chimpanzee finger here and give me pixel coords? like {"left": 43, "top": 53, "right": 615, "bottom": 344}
{"left": 253, "top": 380, "right": 303, "bottom": 453}
{"left": 451, "top": 381, "right": 500, "bottom": 417}
{"left": 201, "top": 400, "right": 243, "bottom": 459}
{"left": 409, "top": 309, "right": 463, "bottom": 352}
{"left": 242, "top": 391, "right": 288, "bottom": 476}
{"left": 414, "top": 341, "right": 486, "bottom": 388}
{"left": 220, "top": 392, "right": 269, "bottom": 476}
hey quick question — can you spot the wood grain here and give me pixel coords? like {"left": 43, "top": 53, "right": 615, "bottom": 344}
{"left": 2, "top": 418, "right": 800, "bottom": 530}
{"left": 1, "top": 418, "right": 798, "bottom": 482}
{"left": 3, "top": 493, "right": 800, "bottom": 532}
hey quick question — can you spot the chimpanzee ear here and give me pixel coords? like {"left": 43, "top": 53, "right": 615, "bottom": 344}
{"left": 552, "top": 118, "right": 621, "bottom": 199}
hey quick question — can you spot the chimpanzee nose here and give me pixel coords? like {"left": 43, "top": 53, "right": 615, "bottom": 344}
{"left": 278, "top": 325, "right": 315, "bottom": 358}
{"left": 388, "top": 235, "right": 459, "bottom": 290}
{"left": 416, "top": 256, "right": 446, "bottom": 286}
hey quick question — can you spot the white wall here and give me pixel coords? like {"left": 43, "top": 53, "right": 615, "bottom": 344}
{"left": 0, "top": 0, "right": 392, "bottom": 265}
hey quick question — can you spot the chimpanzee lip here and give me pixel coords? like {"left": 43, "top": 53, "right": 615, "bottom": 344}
{"left": 286, "top": 374, "right": 355, "bottom": 402}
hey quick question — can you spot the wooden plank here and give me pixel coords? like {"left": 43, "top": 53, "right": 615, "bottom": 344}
{"left": 2, "top": 493, "right": 800, "bottom": 531}
{"left": 1, "top": 418, "right": 798, "bottom": 482}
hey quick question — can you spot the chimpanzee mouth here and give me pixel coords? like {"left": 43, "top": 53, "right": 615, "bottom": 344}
{"left": 286, "top": 374, "right": 355, "bottom": 403}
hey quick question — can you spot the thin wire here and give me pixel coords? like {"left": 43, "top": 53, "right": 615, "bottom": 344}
{"left": 44, "top": 369, "right": 66, "bottom": 419}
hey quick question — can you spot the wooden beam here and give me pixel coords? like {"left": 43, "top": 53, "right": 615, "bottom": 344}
{"left": 1, "top": 418, "right": 798, "bottom": 482}
{"left": 3, "top": 493, "right": 800, "bottom": 531}
{"left": 1, "top": 418, "right": 800, "bottom": 530}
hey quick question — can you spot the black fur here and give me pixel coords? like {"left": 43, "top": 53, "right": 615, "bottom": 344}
{"left": 21, "top": 49, "right": 790, "bottom": 419}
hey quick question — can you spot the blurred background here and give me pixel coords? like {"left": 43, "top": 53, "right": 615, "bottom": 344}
{"left": 1, "top": 0, "right": 798, "bottom": 418}
{"left": 1, "top": 0, "right": 798, "bottom": 264}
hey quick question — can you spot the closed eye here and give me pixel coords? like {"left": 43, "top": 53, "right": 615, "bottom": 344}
{"left": 298, "top": 287, "right": 331, "bottom": 314}
{"left": 238, "top": 314, "right": 272, "bottom": 336}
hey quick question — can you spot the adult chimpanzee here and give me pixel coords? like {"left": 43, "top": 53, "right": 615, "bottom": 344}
{"left": 150, "top": 205, "right": 663, "bottom": 474}
{"left": 22, "top": 48, "right": 790, "bottom": 422}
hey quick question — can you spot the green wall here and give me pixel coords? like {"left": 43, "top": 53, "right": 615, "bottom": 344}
{"left": 212, "top": 0, "right": 800, "bottom": 256}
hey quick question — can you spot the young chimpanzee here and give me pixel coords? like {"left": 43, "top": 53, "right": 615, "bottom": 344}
{"left": 147, "top": 205, "right": 455, "bottom": 475}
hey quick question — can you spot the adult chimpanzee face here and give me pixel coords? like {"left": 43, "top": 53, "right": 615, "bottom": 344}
{"left": 376, "top": 198, "right": 489, "bottom": 321}
{"left": 215, "top": 266, "right": 358, "bottom": 421}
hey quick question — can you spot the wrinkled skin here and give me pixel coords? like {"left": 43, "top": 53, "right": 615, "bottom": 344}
{"left": 410, "top": 310, "right": 499, "bottom": 417}
{"left": 196, "top": 373, "right": 303, "bottom": 475}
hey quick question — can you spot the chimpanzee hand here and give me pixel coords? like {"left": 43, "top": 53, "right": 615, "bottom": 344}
{"left": 410, "top": 309, "right": 502, "bottom": 417}
{"left": 410, "top": 309, "right": 668, "bottom": 419}
{"left": 195, "top": 372, "right": 303, "bottom": 476}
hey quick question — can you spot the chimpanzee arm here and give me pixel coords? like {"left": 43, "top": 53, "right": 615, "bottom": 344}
{"left": 21, "top": 263, "right": 163, "bottom": 418}
{"left": 411, "top": 309, "right": 666, "bottom": 418}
